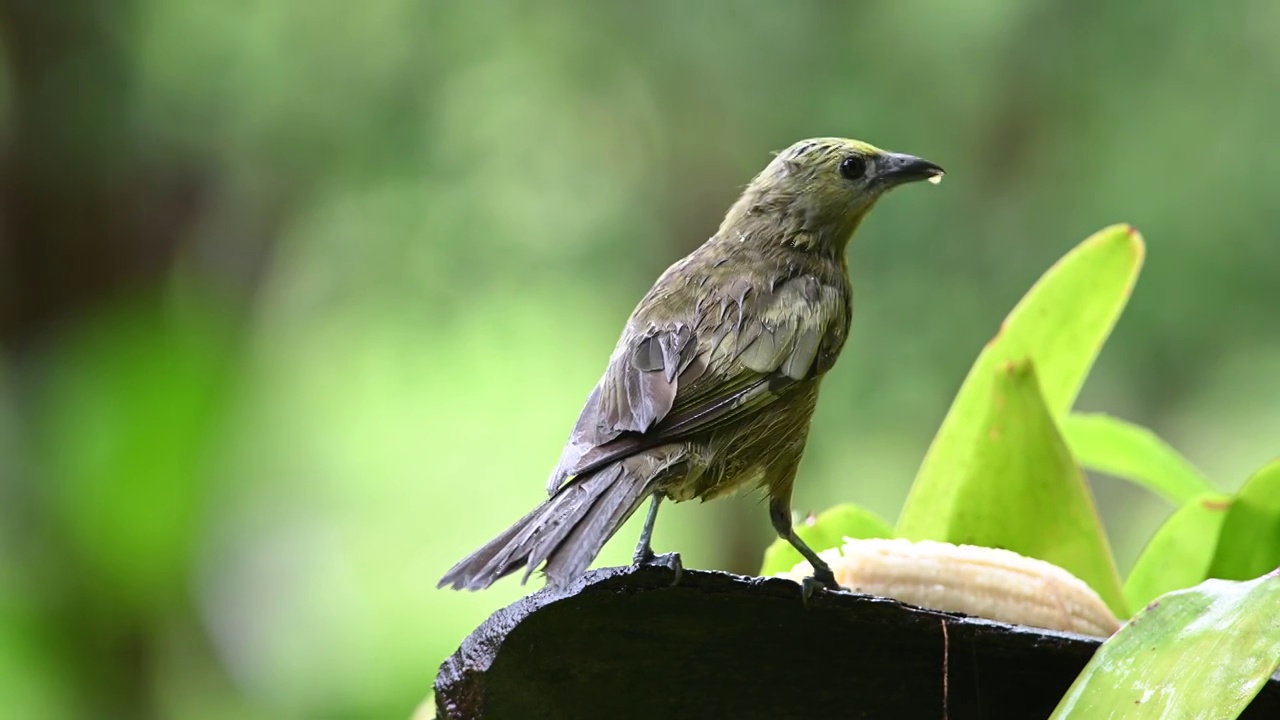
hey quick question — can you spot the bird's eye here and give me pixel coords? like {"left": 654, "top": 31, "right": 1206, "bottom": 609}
{"left": 838, "top": 155, "right": 867, "bottom": 180}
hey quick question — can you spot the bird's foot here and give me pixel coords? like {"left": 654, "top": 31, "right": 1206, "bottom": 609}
{"left": 801, "top": 566, "right": 841, "bottom": 607}
{"left": 633, "top": 549, "right": 683, "bottom": 587}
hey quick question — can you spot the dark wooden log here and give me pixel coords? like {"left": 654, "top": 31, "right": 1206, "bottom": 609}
{"left": 434, "top": 564, "right": 1280, "bottom": 720}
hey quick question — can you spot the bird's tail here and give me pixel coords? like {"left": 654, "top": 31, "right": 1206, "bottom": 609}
{"left": 437, "top": 460, "right": 662, "bottom": 591}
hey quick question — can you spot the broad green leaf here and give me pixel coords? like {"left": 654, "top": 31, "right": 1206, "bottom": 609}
{"left": 758, "top": 503, "right": 893, "bottom": 576}
{"left": 1063, "top": 412, "right": 1214, "bottom": 505}
{"left": 899, "top": 359, "right": 1127, "bottom": 616}
{"left": 1052, "top": 571, "right": 1280, "bottom": 719}
{"left": 1124, "top": 493, "right": 1231, "bottom": 611}
{"left": 899, "top": 225, "right": 1143, "bottom": 538}
{"left": 1209, "top": 459, "right": 1280, "bottom": 581}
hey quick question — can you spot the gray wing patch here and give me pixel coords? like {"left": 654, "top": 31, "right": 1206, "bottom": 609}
{"left": 601, "top": 323, "right": 695, "bottom": 433}
{"left": 736, "top": 276, "right": 840, "bottom": 381}
{"left": 632, "top": 323, "right": 696, "bottom": 382}
{"left": 546, "top": 323, "right": 697, "bottom": 493}
{"left": 780, "top": 322, "right": 823, "bottom": 379}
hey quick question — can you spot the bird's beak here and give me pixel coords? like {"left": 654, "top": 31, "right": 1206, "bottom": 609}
{"left": 876, "top": 152, "right": 945, "bottom": 186}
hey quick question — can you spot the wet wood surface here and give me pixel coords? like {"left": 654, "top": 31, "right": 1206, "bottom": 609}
{"left": 435, "top": 564, "right": 1280, "bottom": 720}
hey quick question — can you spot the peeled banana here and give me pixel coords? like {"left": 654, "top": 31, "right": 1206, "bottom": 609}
{"left": 777, "top": 537, "right": 1120, "bottom": 637}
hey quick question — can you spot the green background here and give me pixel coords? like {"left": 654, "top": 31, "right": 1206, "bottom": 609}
{"left": 1, "top": 1, "right": 1278, "bottom": 717}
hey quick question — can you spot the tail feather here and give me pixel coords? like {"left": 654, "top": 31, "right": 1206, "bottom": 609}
{"left": 437, "top": 504, "right": 543, "bottom": 590}
{"left": 520, "top": 465, "right": 625, "bottom": 583}
{"left": 483, "top": 490, "right": 582, "bottom": 583}
{"left": 437, "top": 461, "right": 658, "bottom": 591}
{"left": 542, "top": 465, "right": 651, "bottom": 587}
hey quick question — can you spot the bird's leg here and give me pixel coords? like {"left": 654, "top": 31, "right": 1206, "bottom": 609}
{"left": 632, "top": 492, "right": 682, "bottom": 585}
{"left": 632, "top": 492, "right": 662, "bottom": 564}
{"left": 769, "top": 495, "right": 839, "bottom": 603}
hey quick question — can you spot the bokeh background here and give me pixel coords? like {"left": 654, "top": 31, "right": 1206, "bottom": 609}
{"left": 2, "top": 1, "right": 1279, "bottom": 717}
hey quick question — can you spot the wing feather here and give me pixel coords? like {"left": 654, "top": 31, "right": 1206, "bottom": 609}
{"left": 546, "top": 272, "right": 847, "bottom": 493}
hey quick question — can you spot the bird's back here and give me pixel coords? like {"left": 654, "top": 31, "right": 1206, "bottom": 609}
{"left": 546, "top": 235, "right": 854, "bottom": 502}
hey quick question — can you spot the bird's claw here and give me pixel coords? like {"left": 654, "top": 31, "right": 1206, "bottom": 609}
{"left": 634, "top": 550, "right": 683, "bottom": 587}
{"left": 801, "top": 567, "right": 840, "bottom": 607}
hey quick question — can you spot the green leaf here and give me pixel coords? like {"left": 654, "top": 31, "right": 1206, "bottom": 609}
{"left": 1208, "top": 459, "right": 1280, "bottom": 581}
{"left": 899, "top": 225, "right": 1143, "bottom": 539}
{"left": 1062, "top": 412, "right": 1214, "bottom": 505}
{"left": 1052, "top": 571, "right": 1280, "bottom": 719}
{"left": 1124, "top": 493, "right": 1231, "bottom": 611}
{"left": 758, "top": 503, "right": 893, "bottom": 576}
{"left": 899, "top": 359, "right": 1127, "bottom": 616}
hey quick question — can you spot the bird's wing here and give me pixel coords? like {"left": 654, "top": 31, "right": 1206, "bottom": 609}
{"left": 546, "top": 272, "right": 848, "bottom": 493}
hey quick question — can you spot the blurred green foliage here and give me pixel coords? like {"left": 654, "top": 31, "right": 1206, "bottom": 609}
{"left": 2, "top": 1, "right": 1280, "bottom": 718}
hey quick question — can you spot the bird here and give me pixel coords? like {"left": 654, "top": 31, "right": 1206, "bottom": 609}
{"left": 438, "top": 137, "right": 943, "bottom": 598}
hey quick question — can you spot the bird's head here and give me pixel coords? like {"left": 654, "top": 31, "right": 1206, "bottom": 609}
{"left": 720, "top": 137, "right": 943, "bottom": 254}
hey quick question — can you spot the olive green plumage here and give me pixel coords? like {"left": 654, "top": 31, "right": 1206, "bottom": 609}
{"left": 439, "top": 137, "right": 943, "bottom": 594}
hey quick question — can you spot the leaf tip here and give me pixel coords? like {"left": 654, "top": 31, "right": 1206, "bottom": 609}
{"left": 1199, "top": 497, "right": 1231, "bottom": 512}
{"left": 999, "top": 357, "right": 1034, "bottom": 379}
{"left": 1124, "top": 224, "right": 1146, "bottom": 259}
